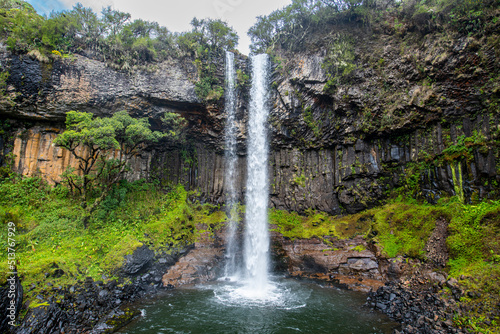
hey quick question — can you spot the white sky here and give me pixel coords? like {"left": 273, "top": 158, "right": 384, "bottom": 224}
{"left": 29, "top": 0, "right": 292, "bottom": 55}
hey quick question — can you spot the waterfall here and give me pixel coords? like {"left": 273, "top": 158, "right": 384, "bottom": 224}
{"left": 243, "top": 54, "right": 270, "bottom": 294}
{"left": 224, "top": 51, "right": 239, "bottom": 278}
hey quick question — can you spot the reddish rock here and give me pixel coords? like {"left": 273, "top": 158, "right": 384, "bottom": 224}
{"left": 272, "top": 234, "right": 386, "bottom": 290}
{"left": 162, "top": 233, "right": 224, "bottom": 288}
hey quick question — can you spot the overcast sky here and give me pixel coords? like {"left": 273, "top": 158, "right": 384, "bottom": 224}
{"left": 27, "top": 0, "right": 292, "bottom": 55}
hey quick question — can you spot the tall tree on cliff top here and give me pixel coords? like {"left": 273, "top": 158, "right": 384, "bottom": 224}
{"left": 54, "top": 110, "right": 186, "bottom": 228}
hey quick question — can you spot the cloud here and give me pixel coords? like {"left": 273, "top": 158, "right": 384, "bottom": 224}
{"left": 59, "top": 0, "right": 114, "bottom": 12}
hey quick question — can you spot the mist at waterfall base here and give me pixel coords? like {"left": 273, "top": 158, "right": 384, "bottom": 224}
{"left": 116, "top": 54, "right": 398, "bottom": 333}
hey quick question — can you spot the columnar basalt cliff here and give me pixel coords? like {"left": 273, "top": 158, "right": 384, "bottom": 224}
{"left": 1, "top": 52, "right": 201, "bottom": 120}
{"left": 267, "top": 24, "right": 499, "bottom": 213}
{"left": 2, "top": 15, "right": 499, "bottom": 213}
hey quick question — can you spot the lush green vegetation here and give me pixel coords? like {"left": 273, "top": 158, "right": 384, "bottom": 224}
{"left": 178, "top": 18, "right": 238, "bottom": 102}
{"left": 248, "top": 0, "right": 498, "bottom": 54}
{"left": 270, "top": 195, "right": 500, "bottom": 333}
{"left": 52, "top": 110, "right": 187, "bottom": 228}
{"left": 2, "top": 166, "right": 498, "bottom": 332}
{"left": 53, "top": 110, "right": 163, "bottom": 227}
{"left": 0, "top": 0, "right": 238, "bottom": 102}
{"left": 0, "top": 175, "right": 226, "bottom": 300}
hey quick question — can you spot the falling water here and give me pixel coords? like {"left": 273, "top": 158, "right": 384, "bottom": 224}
{"left": 243, "top": 54, "right": 270, "bottom": 295}
{"left": 118, "top": 53, "right": 399, "bottom": 334}
{"left": 223, "top": 51, "right": 239, "bottom": 278}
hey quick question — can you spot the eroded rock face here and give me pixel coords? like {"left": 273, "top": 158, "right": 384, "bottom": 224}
{"left": 271, "top": 233, "right": 387, "bottom": 291}
{"left": 0, "top": 272, "right": 22, "bottom": 333}
{"left": 3, "top": 20, "right": 500, "bottom": 214}
{"left": 266, "top": 31, "right": 500, "bottom": 210}
{"left": 161, "top": 231, "right": 224, "bottom": 288}
{"left": 2, "top": 53, "right": 200, "bottom": 120}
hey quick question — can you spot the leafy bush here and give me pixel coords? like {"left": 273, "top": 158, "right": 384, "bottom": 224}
{"left": 0, "top": 0, "right": 237, "bottom": 77}
{"left": 180, "top": 18, "right": 238, "bottom": 102}
{"left": 322, "top": 33, "right": 356, "bottom": 93}
{"left": 0, "top": 176, "right": 227, "bottom": 299}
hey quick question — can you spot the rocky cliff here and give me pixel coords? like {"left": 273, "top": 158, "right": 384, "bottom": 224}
{"left": 2, "top": 14, "right": 499, "bottom": 213}
{"left": 267, "top": 20, "right": 500, "bottom": 212}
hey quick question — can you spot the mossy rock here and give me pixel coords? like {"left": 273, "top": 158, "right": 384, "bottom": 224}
{"left": 102, "top": 308, "right": 141, "bottom": 333}
{"left": 102, "top": 235, "right": 143, "bottom": 273}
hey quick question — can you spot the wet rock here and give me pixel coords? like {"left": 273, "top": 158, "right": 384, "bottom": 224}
{"left": 426, "top": 272, "right": 447, "bottom": 286}
{"left": 121, "top": 245, "right": 155, "bottom": 275}
{"left": 94, "top": 308, "right": 141, "bottom": 334}
{"left": 446, "top": 278, "right": 459, "bottom": 289}
{"left": 0, "top": 272, "right": 23, "bottom": 333}
{"left": 347, "top": 258, "right": 379, "bottom": 271}
{"left": 17, "top": 304, "right": 68, "bottom": 334}
{"left": 367, "top": 276, "right": 464, "bottom": 334}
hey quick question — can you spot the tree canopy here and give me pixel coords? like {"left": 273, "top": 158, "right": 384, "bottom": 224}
{"left": 53, "top": 110, "right": 183, "bottom": 227}
{"left": 177, "top": 18, "right": 238, "bottom": 102}
{"left": 247, "top": 0, "right": 498, "bottom": 53}
{"left": 0, "top": 0, "right": 238, "bottom": 72}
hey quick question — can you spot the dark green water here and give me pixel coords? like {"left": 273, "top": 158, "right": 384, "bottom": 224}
{"left": 117, "top": 278, "right": 398, "bottom": 334}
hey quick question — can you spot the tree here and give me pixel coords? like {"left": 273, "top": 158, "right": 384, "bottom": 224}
{"left": 54, "top": 110, "right": 169, "bottom": 228}
{"left": 101, "top": 6, "right": 130, "bottom": 38}
{"left": 178, "top": 18, "right": 238, "bottom": 102}
{"left": 247, "top": 0, "right": 379, "bottom": 53}
{"left": 71, "top": 3, "right": 103, "bottom": 51}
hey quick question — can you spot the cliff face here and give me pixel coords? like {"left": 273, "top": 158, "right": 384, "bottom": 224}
{"left": 2, "top": 18, "right": 499, "bottom": 212}
{"left": 267, "top": 22, "right": 500, "bottom": 211}
{"left": 11, "top": 126, "right": 153, "bottom": 183}
{"left": 1, "top": 52, "right": 200, "bottom": 120}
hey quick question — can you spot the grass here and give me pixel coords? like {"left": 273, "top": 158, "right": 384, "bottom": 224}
{"left": 0, "top": 175, "right": 227, "bottom": 302}
{"left": 1, "top": 173, "right": 499, "bottom": 333}
{"left": 270, "top": 195, "right": 500, "bottom": 333}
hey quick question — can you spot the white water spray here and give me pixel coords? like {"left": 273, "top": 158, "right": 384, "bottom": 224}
{"left": 243, "top": 54, "right": 270, "bottom": 295}
{"left": 224, "top": 51, "right": 239, "bottom": 278}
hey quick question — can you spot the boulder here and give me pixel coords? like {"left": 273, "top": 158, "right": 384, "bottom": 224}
{"left": 121, "top": 245, "right": 155, "bottom": 275}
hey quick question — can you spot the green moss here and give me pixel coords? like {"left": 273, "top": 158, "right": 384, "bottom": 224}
{"left": 269, "top": 208, "right": 372, "bottom": 242}
{"left": 370, "top": 203, "right": 445, "bottom": 259}
{"left": 450, "top": 162, "right": 464, "bottom": 203}
{"left": 303, "top": 106, "right": 320, "bottom": 138}
{"left": 270, "top": 202, "right": 442, "bottom": 260}
{"left": 0, "top": 176, "right": 227, "bottom": 303}
{"left": 351, "top": 245, "right": 366, "bottom": 252}
{"left": 194, "top": 208, "right": 228, "bottom": 241}
{"left": 28, "top": 301, "right": 50, "bottom": 309}
{"left": 292, "top": 173, "right": 306, "bottom": 187}
{"left": 102, "top": 235, "right": 143, "bottom": 272}
{"left": 104, "top": 309, "right": 141, "bottom": 333}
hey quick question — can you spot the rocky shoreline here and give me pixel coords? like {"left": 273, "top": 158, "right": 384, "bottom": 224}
{"left": 3, "top": 258, "right": 173, "bottom": 334}
{"left": 367, "top": 276, "right": 468, "bottom": 334}
{"left": 0, "top": 244, "right": 186, "bottom": 334}
{"left": 1, "top": 238, "right": 471, "bottom": 334}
